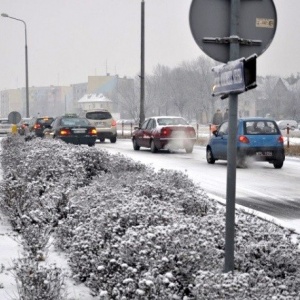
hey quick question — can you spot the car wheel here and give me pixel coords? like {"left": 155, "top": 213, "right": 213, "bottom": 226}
{"left": 273, "top": 153, "right": 284, "bottom": 169}
{"left": 133, "top": 139, "right": 140, "bottom": 150}
{"left": 150, "top": 140, "right": 158, "bottom": 153}
{"left": 185, "top": 145, "right": 193, "bottom": 153}
{"left": 100, "top": 138, "right": 105, "bottom": 142}
{"left": 237, "top": 156, "right": 247, "bottom": 168}
{"left": 206, "top": 147, "right": 215, "bottom": 164}
{"left": 88, "top": 143, "right": 95, "bottom": 147}
{"left": 110, "top": 137, "right": 117, "bottom": 143}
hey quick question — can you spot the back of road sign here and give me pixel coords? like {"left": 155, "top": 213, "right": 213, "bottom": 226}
{"left": 189, "top": 0, "right": 277, "bottom": 63}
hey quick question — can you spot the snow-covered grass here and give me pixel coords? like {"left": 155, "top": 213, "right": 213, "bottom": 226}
{"left": 1, "top": 136, "right": 300, "bottom": 299}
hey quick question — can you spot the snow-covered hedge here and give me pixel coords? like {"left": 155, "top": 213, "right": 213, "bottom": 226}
{"left": 1, "top": 136, "right": 300, "bottom": 299}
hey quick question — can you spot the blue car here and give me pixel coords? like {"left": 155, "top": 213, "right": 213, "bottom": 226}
{"left": 206, "top": 117, "right": 285, "bottom": 168}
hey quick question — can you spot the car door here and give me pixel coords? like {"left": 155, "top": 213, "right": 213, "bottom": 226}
{"left": 135, "top": 119, "right": 150, "bottom": 147}
{"left": 142, "top": 118, "right": 156, "bottom": 148}
{"left": 211, "top": 121, "right": 229, "bottom": 159}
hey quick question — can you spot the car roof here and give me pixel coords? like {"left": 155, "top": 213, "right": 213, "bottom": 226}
{"left": 149, "top": 116, "right": 186, "bottom": 119}
{"left": 238, "top": 117, "right": 276, "bottom": 122}
{"left": 84, "top": 109, "right": 110, "bottom": 113}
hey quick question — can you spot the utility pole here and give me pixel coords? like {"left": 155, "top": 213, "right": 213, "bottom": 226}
{"left": 139, "top": 0, "right": 145, "bottom": 127}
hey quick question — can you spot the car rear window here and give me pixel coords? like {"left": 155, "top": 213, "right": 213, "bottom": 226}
{"left": 157, "top": 118, "right": 188, "bottom": 125}
{"left": 86, "top": 111, "right": 112, "bottom": 120}
{"left": 244, "top": 120, "right": 280, "bottom": 135}
{"left": 37, "top": 118, "right": 54, "bottom": 125}
{"left": 61, "top": 118, "right": 90, "bottom": 126}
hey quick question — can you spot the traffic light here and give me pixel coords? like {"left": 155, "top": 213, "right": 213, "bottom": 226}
{"left": 212, "top": 54, "right": 257, "bottom": 98}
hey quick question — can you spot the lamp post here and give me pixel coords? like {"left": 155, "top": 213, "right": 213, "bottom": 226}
{"left": 1, "top": 13, "right": 30, "bottom": 118}
{"left": 139, "top": 0, "right": 145, "bottom": 127}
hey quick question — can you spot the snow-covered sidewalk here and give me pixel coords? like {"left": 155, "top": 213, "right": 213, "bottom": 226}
{"left": 0, "top": 213, "right": 97, "bottom": 300}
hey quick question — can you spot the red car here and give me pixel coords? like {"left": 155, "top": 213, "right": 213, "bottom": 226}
{"left": 132, "top": 116, "right": 196, "bottom": 153}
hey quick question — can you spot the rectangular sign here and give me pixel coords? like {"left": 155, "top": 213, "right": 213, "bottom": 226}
{"left": 212, "top": 59, "right": 245, "bottom": 96}
{"left": 256, "top": 18, "right": 275, "bottom": 28}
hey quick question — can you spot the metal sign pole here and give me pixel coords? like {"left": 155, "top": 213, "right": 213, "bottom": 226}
{"left": 189, "top": 0, "right": 277, "bottom": 274}
{"left": 224, "top": 0, "right": 240, "bottom": 273}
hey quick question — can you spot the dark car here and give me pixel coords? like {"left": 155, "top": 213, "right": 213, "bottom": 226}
{"left": 206, "top": 117, "right": 285, "bottom": 168}
{"left": 132, "top": 116, "right": 196, "bottom": 153}
{"left": 29, "top": 116, "right": 55, "bottom": 137}
{"left": 44, "top": 115, "right": 97, "bottom": 146}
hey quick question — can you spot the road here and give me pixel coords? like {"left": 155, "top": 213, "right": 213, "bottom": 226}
{"left": 96, "top": 138, "right": 300, "bottom": 232}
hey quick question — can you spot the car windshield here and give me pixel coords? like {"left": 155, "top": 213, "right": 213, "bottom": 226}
{"left": 86, "top": 111, "right": 112, "bottom": 120}
{"left": 60, "top": 117, "right": 90, "bottom": 127}
{"left": 244, "top": 120, "right": 279, "bottom": 134}
{"left": 157, "top": 118, "right": 188, "bottom": 126}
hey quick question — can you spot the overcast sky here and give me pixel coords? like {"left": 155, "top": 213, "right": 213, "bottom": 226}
{"left": 0, "top": 0, "right": 299, "bottom": 91}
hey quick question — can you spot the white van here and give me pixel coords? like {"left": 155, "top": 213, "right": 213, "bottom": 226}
{"left": 276, "top": 120, "right": 298, "bottom": 130}
{"left": 0, "top": 118, "right": 12, "bottom": 135}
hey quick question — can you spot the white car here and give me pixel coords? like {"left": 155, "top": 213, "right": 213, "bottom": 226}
{"left": 0, "top": 118, "right": 12, "bottom": 135}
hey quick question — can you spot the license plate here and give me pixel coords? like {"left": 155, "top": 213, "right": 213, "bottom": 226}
{"left": 95, "top": 121, "right": 106, "bottom": 127}
{"left": 256, "top": 151, "right": 272, "bottom": 157}
{"left": 73, "top": 129, "right": 86, "bottom": 133}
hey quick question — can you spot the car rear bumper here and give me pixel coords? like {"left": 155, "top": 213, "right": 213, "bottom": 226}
{"left": 58, "top": 136, "right": 96, "bottom": 145}
{"left": 156, "top": 137, "right": 196, "bottom": 149}
{"left": 96, "top": 132, "right": 117, "bottom": 139}
{"left": 238, "top": 147, "right": 285, "bottom": 161}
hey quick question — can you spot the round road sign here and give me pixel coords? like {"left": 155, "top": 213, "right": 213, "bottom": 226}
{"left": 189, "top": 0, "right": 277, "bottom": 63}
{"left": 8, "top": 111, "right": 22, "bottom": 124}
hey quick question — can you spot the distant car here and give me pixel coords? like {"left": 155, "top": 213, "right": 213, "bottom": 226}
{"left": 0, "top": 118, "right": 12, "bottom": 135}
{"left": 17, "top": 118, "right": 31, "bottom": 135}
{"left": 82, "top": 109, "right": 117, "bottom": 143}
{"left": 44, "top": 114, "right": 97, "bottom": 146}
{"left": 206, "top": 117, "right": 285, "bottom": 168}
{"left": 28, "top": 116, "right": 55, "bottom": 137}
{"left": 132, "top": 116, "right": 196, "bottom": 153}
{"left": 276, "top": 120, "right": 298, "bottom": 130}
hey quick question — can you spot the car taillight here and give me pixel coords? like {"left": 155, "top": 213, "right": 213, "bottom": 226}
{"left": 238, "top": 135, "right": 250, "bottom": 144}
{"left": 59, "top": 128, "right": 71, "bottom": 136}
{"left": 111, "top": 119, "right": 117, "bottom": 127}
{"left": 278, "top": 136, "right": 284, "bottom": 143}
{"left": 161, "top": 127, "right": 171, "bottom": 136}
{"left": 33, "top": 123, "right": 41, "bottom": 129}
{"left": 88, "top": 128, "right": 97, "bottom": 135}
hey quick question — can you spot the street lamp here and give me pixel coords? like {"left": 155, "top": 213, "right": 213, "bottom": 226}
{"left": 139, "top": 0, "right": 145, "bottom": 127}
{"left": 1, "top": 13, "right": 30, "bottom": 118}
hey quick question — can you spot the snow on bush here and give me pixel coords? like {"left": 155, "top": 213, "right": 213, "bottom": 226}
{"left": 13, "top": 257, "right": 66, "bottom": 300}
{"left": 1, "top": 136, "right": 300, "bottom": 299}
